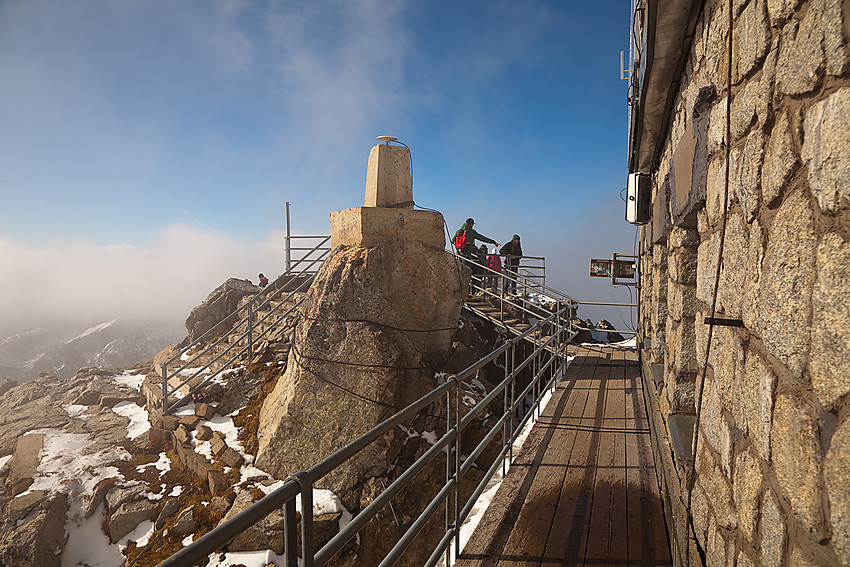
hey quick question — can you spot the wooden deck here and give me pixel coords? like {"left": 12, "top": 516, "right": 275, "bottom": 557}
{"left": 455, "top": 345, "right": 671, "bottom": 567}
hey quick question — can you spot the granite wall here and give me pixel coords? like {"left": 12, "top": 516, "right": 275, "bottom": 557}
{"left": 638, "top": 0, "right": 850, "bottom": 565}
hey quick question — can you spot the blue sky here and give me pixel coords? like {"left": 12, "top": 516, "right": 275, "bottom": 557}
{"left": 0, "top": 0, "right": 637, "bottom": 334}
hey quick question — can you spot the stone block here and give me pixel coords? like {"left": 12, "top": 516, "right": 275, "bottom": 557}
{"left": 719, "top": 213, "right": 748, "bottom": 317}
{"left": 825, "top": 418, "right": 850, "bottom": 564}
{"left": 669, "top": 226, "right": 700, "bottom": 248}
{"left": 766, "top": 0, "right": 800, "bottom": 25}
{"left": 183, "top": 451, "right": 214, "bottom": 479}
{"left": 174, "top": 424, "right": 191, "bottom": 445}
{"left": 758, "top": 189, "right": 815, "bottom": 377}
{"left": 665, "top": 370, "right": 696, "bottom": 412}
{"left": 314, "top": 512, "right": 342, "bottom": 547}
{"left": 742, "top": 219, "right": 764, "bottom": 330}
{"left": 668, "top": 247, "right": 698, "bottom": 285}
{"left": 9, "top": 433, "right": 44, "bottom": 482}
{"left": 196, "top": 425, "right": 214, "bottom": 441}
{"left": 771, "top": 393, "right": 825, "bottom": 537}
{"left": 668, "top": 317, "right": 698, "bottom": 375}
{"left": 733, "top": 130, "right": 764, "bottom": 222}
{"left": 668, "top": 281, "right": 699, "bottom": 322}
{"left": 330, "top": 206, "right": 445, "bottom": 249}
{"left": 156, "top": 498, "right": 180, "bottom": 530}
{"left": 652, "top": 177, "right": 671, "bottom": 244}
{"left": 695, "top": 445, "right": 737, "bottom": 529}
{"left": 108, "top": 499, "right": 159, "bottom": 543}
{"left": 810, "top": 233, "right": 850, "bottom": 410}
{"left": 364, "top": 144, "right": 412, "bottom": 208}
{"left": 777, "top": 0, "right": 848, "bottom": 95}
{"left": 142, "top": 428, "right": 172, "bottom": 451}
{"left": 7, "top": 490, "right": 47, "bottom": 515}
{"left": 160, "top": 415, "right": 180, "bottom": 431}
{"left": 106, "top": 484, "right": 145, "bottom": 514}
{"left": 208, "top": 470, "right": 229, "bottom": 496}
{"left": 735, "top": 351, "right": 775, "bottom": 460}
{"left": 733, "top": 0, "right": 770, "bottom": 83}
{"left": 707, "top": 97, "right": 728, "bottom": 156}
{"left": 803, "top": 88, "right": 850, "bottom": 213}
{"left": 210, "top": 435, "right": 227, "bottom": 456}
{"left": 761, "top": 111, "right": 797, "bottom": 206}
{"left": 171, "top": 507, "right": 196, "bottom": 536}
{"left": 220, "top": 447, "right": 245, "bottom": 468}
{"left": 730, "top": 80, "right": 760, "bottom": 142}
{"left": 706, "top": 154, "right": 728, "bottom": 228}
{"left": 194, "top": 403, "right": 216, "bottom": 420}
{"left": 733, "top": 449, "right": 762, "bottom": 543}
{"left": 760, "top": 489, "right": 785, "bottom": 567}
{"left": 180, "top": 415, "right": 202, "bottom": 430}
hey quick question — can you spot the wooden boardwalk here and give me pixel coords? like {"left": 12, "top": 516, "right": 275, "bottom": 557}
{"left": 455, "top": 345, "right": 671, "bottom": 567}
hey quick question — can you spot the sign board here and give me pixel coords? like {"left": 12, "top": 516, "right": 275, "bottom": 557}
{"left": 590, "top": 258, "right": 636, "bottom": 279}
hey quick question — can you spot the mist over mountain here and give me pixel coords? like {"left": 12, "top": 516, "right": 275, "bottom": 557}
{"left": 0, "top": 318, "right": 185, "bottom": 382}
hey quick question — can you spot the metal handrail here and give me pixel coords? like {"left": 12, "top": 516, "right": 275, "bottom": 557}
{"left": 160, "top": 236, "right": 331, "bottom": 414}
{"left": 157, "top": 304, "right": 577, "bottom": 567}
{"left": 451, "top": 251, "right": 578, "bottom": 346}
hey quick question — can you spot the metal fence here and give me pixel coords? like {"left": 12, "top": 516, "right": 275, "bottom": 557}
{"left": 159, "top": 237, "right": 330, "bottom": 415}
{"left": 157, "top": 304, "right": 576, "bottom": 567}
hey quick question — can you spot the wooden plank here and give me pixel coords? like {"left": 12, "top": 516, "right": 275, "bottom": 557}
{"left": 606, "top": 349, "right": 630, "bottom": 566}
{"left": 494, "top": 353, "right": 593, "bottom": 565}
{"left": 625, "top": 349, "right": 650, "bottom": 566}
{"left": 455, "top": 359, "right": 586, "bottom": 566}
{"left": 541, "top": 348, "right": 609, "bottom": 565}
{"left": 583, "top": 348, "right": 623, "bottom": 566}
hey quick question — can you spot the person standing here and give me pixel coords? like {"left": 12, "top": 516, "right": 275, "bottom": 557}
{"left": 499, "top": 234, "right": 523, "bottom": 294}
{"left": 486, "top": 246, "right": 502, "bottom": 290}
{"left": 453, "top": 218, "right": 499, "bottom": 260}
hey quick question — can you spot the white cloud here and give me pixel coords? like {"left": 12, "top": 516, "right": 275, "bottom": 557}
{"left": 0, "top": 223, "right": 290, "bottom": 336}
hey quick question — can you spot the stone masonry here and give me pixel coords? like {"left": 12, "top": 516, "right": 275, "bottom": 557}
{"left": 638, "top": 0, "right": 850, "bottom": 565}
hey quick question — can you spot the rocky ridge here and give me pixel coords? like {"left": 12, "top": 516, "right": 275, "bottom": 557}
{"left": 0, "top": 276, "right": 509, "bottom": 567}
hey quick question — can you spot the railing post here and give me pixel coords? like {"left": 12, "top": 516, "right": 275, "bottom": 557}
{"left": 445, "top": 386, "right": 452, "bottom": 567}
{"left": 161, "top": 362, "right": 168, "bottom": 415}
{"left": 502, "top": 348, "right": 509, "bottom": 478}
{"left": 285, "top": 201, "right": 292, "bottom": 273}
{"left": 248, "top": 296, "right": 254, "bottom": 358}
{"left": 284, "top": 497, "right": 298, "bottom": 567}
{"left": 454, "top": 376, "right": 461, "bottom": 560}
{"left": 288, "top": 472, "right": 314, "bottom": 567}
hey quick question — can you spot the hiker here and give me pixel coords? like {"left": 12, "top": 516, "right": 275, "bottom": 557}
{"left": 258, "top": 273, "right": 269, "bottom": 288}
{"left": 500, "top": 234, "right": 523, "bottom": 294}
{"left": 485, "top": 246, "right": 502, "bottom": 290}
{"left": 453, "top": 218, "right": 499, "bottom": 260}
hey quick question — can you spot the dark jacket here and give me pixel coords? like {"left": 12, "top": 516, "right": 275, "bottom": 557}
{"left": 500, "top": 241, "right": 523, "bottom": 267}
{"left": 454, "top": 222, "right": 496, "bottom": 255}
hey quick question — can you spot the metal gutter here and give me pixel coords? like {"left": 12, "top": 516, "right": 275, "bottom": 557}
{"left": 629, "top": 0, "right": 704, "bottom": 173}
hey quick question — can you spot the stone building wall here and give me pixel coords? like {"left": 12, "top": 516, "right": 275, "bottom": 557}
{"left": 638, "top": 0, "right": 850, "bottom": 565}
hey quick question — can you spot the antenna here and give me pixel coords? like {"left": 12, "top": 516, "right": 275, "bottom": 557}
{"left": 377, "top": 135, "right": 399, "bottom": 145}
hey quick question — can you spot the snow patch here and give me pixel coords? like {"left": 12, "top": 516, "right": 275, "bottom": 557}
{"left": 112, "top": 401, "right": 151, "bottom": 439}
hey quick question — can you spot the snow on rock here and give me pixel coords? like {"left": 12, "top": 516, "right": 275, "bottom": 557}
{"left": 111, "top": 401, "right": 151, "bottom": 439}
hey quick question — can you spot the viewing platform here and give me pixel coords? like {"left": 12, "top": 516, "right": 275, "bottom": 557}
{"left": 455, "top": 344, "right": 671, "bottom": 566}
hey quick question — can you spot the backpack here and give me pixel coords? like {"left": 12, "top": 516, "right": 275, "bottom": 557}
{"left": 454, "top": 229, "right": 468, "bottom": 251}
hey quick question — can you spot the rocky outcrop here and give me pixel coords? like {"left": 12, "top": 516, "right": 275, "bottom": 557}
{"left": 0, "top": 492, "right": 68, "bottom": 567}
{"left": 184, "top": 277, "right": 262, "bottom": 342}
{"left": 256, "top": 241, "right": 467, "bottom": 486}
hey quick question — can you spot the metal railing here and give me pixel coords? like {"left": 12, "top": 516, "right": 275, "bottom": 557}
{"left": 157, "top": 305, "right": 577, "bottom": 567}
{"left": 454, "top": 251, "right": 636, "bottom": 339}
{"left": 284, "top": 202, "right": 332, "bottom": 274}
{"left": 159, "top": 237, "right": 331, "bottom": 414}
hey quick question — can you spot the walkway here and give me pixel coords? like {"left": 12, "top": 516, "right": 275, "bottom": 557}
{"left": 455, "top": 345, "right": 671, "bottom": 566}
